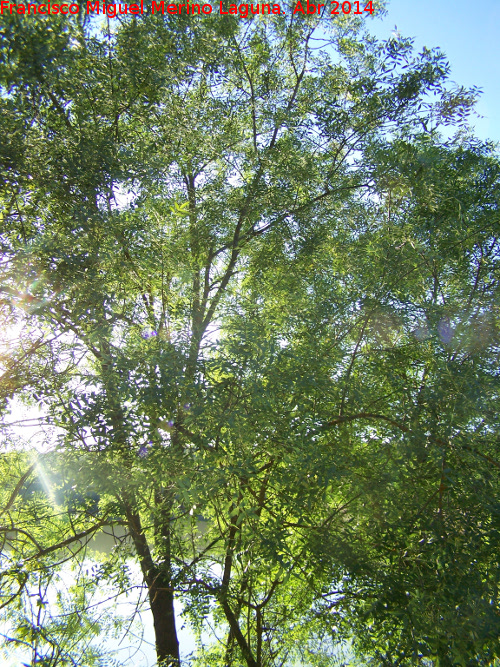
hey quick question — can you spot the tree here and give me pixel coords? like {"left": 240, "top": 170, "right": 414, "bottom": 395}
{"left": 1, "top": 7, "right": 499, "bottom": 666}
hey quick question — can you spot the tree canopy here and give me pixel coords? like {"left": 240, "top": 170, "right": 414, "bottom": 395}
{"left": 1, "top": 6, "right": 499, "bottom": 667}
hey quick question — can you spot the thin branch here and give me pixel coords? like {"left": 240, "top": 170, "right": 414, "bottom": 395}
{"left": 1, "top": 464, "right": 36, "bottom": 515}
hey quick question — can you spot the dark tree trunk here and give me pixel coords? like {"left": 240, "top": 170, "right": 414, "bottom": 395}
{"left": 123, "top": 500, "right": 181, "bottom": 666}
{"left": 152, "top": 489, "right": 180, "bottom": 666}
{"left": 150, "top": 573, "right": 180, "bottom": 666}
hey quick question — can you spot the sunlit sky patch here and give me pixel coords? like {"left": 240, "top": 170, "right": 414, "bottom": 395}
{"left": 372, "top": 0, "right": 499, "bottom": 143}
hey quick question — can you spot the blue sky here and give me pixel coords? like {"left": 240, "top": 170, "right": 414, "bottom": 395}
{"left": 370, "top": 0, "right": 500, "bottom": 143}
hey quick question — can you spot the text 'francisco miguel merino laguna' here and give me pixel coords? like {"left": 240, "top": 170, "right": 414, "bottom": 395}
{"left": 0, "top": 0, "right": 285, "bottom": 15}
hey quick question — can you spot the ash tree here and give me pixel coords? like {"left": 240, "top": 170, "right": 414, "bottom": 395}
{"left": 1, "top": 6, "right": 499, "bottom": 667}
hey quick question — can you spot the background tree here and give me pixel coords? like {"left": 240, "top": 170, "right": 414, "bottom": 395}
{"left": 1, "top": 6, "right": 498, "bottom": 666}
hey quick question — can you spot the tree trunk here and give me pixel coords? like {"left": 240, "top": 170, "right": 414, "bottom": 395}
{"left": 150, "top": 573, "right": 180, "bottom": 666}
{"left": 152, "top": 490, "right": 180, "bottom": 666}
{"left": 123, "top": 501, "right": 181, "bottom": 666}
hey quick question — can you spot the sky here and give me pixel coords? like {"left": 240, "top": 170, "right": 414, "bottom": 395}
{"left": 370, "top": 0, "right": 500, "bottom": 143}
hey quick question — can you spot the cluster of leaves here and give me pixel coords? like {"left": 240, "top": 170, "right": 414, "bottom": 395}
{"left": 0, "top": 449, "right": 142, "bottom": 666}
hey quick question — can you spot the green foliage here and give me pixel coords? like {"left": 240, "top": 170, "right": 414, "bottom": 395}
{"left": 1, "top": 7, "right": 499, "bottom": 667}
